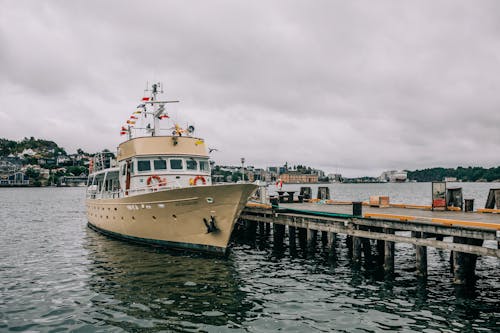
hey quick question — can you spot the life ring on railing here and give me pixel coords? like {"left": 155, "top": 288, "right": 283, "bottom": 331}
{"left": 190, "top": 175, "right": 206, "bottom": 186}
{"left": 89, "top": 160, "right": 94, "bottom": 173}
{"left": 276, "top": 178, "right": 283, "bottom": 190}
{"left": 147, "top": 175, "right": 167, "bottom": 190}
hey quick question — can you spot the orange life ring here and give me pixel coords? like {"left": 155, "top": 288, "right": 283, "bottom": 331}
{"left": 193, "top": 175, "right": 206, "bottom": 185}
{"left": 276, "top": 179, "right": 283, "bottom": 189}
{"left": 147, "top": 175, "right": 167, "bottom": 188}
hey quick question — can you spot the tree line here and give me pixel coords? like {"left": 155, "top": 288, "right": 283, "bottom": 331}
{"left": 407, "top": 166, "right": 500, "bottom": 182}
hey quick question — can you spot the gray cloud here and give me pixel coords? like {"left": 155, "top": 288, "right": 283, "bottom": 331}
{"left": 1, "top": 0, "right": 499, "bottom": 177}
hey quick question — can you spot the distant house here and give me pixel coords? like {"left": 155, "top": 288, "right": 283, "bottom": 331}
{"left": 0, "top": 172, "right": 29, "bottom": 186}
{"left": 21, "top": 148, "right": 37, "bottom": 157}
{"left": 0, "top": 160, "right": 18, "bottom": 173}
{"left": 57, "top": 155, "right": 71, "bottom": 164}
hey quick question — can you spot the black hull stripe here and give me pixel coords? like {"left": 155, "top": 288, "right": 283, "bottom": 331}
{"left": 87, "top": 222, "right": 227, "bottom": 255}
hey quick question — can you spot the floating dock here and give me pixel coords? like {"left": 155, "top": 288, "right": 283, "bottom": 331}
{"left": 238, "top": 201, "right": 500, "bottom": 286}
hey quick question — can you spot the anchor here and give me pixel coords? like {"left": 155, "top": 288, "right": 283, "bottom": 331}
{"left": 203, "top": 216, "right": 218, "bottom": 233}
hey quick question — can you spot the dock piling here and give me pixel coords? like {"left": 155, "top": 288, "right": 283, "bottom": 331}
{"left": 273, "top": 223, "right": 285, "bottom": 248}
{"left": 327, "top": 232, "right": 337, "bottom": 258}
{"left": 452, "top": 237, "right": 483, "bottom": 285}
{"left": 298, "top": 227, "right": 307, "bottom": 251}
{"left": 384, "top": 229, "right": 395, "bottom": 277}
{"left": 307, "top": 228, "right": 318, "bottom": 253}
{"left": 415, "top": 232, "right": 427, "bottom": 279}
{"left": 288, "top": 226, "right": 296, "bottom": 249}
{"left": 352, "top": 234, "right": 362, "bottom": 264}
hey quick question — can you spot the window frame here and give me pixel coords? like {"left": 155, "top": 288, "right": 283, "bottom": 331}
{"left": 169, "top": 158, "right": 184, "bottom": 170}
{"left": 153, "top": 159, "right": 167, "bottom": 171}
{"left": 186, "top": 159, "right": 198, "bottom": 171}
{"left": 137, "top": 159, "right": 152, "bottom": 173}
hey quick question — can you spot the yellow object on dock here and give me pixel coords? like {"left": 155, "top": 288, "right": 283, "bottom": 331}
{"left": 477, "top": 208, "right": 500, "bottom": 214}
{"left": 246, "top": 202, "right": 272, "bottom": 209}
{"left": 389, "top": 203, "right": 432, "bottom": 210}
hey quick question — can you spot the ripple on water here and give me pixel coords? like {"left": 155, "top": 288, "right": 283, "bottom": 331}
{"left": 0, "top": 187, "right": 499, "bottom": 332}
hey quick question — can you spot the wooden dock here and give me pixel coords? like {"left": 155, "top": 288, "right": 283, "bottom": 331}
{"left": 238, "top": 202, "right": 500, "bottom": 286}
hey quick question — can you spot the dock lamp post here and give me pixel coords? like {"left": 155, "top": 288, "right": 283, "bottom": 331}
{"left": 241, "top": 157, "right": 245, "bottom": 182}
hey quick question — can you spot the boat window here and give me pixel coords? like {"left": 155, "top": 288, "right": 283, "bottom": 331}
{"left": 199, "top": 161, "right": 208, "bottom": 171}
{"left": 186, "top": 159, "right": 197, "bottom": 170}
{"left": 121, "top": 164, "right": 126, "bottom": 176}
{"left": 137, "top": 160, "right": 151, "bottom": 172}
{"left": 170, "top": 159, "right": 183, "bottom": 170}
{"left": 154, "top": 160, "right": 167, "bottom": 170}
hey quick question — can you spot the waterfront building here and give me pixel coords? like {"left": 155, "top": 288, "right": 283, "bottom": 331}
{"left": 0, "top": 172, "right": 30, "bottom": 186}
{"left": 379, "top": 170, "right": 408, "bottom": 182}
{"left": 279, "top": 172, "right": 318, "bottom": 183}
{"left": 327, "top": 173, "right": 343, "bottom": 182}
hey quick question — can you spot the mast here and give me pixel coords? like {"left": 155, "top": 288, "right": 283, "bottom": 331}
{"left": 144, "top": 82, "right": 179, "bottom": 137}
{"left": 120, "top": 82, "right": 180, "bottom": 139}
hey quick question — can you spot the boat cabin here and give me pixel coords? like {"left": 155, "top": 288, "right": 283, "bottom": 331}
{"left": 86, "top": 136, "right": 212, "bottom": 199}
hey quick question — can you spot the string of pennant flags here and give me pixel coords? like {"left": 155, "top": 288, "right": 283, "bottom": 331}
{"left": 120, "top": 97, "right": 191, "bottom": 137}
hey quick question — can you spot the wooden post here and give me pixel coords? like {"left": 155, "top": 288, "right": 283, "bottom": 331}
{"left": 452, "top": 237, "right": 483, "bottom": 285}
{"left": 327, "top": 232, "right": 337, "bottom": 258}
{"left": 376, "top": 238, "right": 385, "bottom": 264}
{"left": 273, "top": 223, "right": 285, "bottom": 250}
{"left": 384, "top": 228, "right": 395, "bottom": 277}
{"left": 307, "top": 228, "right": 317, "bottom": 253}
{"left": 258, "top": 222, "right": 265, "bottom": 235}
{"left": 346, "top": 235, "right": 353, "bottom": 258}
{"left": 321, "top": 231, "right": 328, "bottom": 248}
{"left": 415, "top": 232, "right": 427, "bottom": 279}
{"left": 288, "top": 226, "right": 296, "bottom": 249}
{"left": 361, "top": 237, "right": 372, "bottom": 264}
{"left": 298, "top": 227, "right": 307, "bottom": 251}
{"left": 245, "top": 220, "right": 256, "bottom": 237}
{"left": 352, "top": 236, "right": 362, "bottom": 264}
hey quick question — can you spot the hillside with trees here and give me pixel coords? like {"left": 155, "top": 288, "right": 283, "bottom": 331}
{"left": 407, "top": 166, "right": 500, "bottom": 182}
{"left": 0, "top": 137, "right": 67, "bottom": 157}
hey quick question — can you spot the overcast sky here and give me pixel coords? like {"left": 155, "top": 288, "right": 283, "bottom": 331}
{"left": 1, "top": 1, "right": 499, "bottom": 177}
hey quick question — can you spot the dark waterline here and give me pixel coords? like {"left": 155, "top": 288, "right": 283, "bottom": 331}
{"left": 0, "top": 187, "right": 499, "bottom": 332}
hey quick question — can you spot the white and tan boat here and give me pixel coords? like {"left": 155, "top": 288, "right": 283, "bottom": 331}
{"left": 86, "top": 83, "right": 256, "bottom": 254}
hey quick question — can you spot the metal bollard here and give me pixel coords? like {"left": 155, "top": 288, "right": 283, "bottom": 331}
{"left": 352, "top": 202, "right": 363, "bottom": 216}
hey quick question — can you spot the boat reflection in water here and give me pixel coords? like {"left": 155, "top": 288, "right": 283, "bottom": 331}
{"left": 83, "top": 229, "right": 251, "bottom": 331}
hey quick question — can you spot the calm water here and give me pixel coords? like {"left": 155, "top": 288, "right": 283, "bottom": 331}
{"left": 1, "top": 186, "right": 499, "bottom": 332}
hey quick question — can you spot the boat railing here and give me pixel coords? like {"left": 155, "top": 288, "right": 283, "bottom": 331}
{"left": 86, "top": 181, "right": 191, "bottom": 200}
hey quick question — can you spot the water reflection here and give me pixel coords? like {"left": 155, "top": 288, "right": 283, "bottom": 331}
{"left": 83, "top": 228, "right": 251, "bottom": 331}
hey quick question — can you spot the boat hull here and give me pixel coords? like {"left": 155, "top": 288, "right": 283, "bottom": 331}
{"left": 86, "top": 183, "right": 257, "bottom": 254}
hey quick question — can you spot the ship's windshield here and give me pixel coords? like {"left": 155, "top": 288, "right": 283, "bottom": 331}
{"left": 170, "top": 159, "right": 183, "bottom": 170}
{"left": 137, "top": 160, "right": 151, "bottom": 172}
{"left": 154, "top": 159, "right": 167, "bottom": 170}
{"left": 199, "top": 160, "right": 208, "bottom": 171}
{"left": 186, "top": 159, "right": 197, "bottom": 170}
